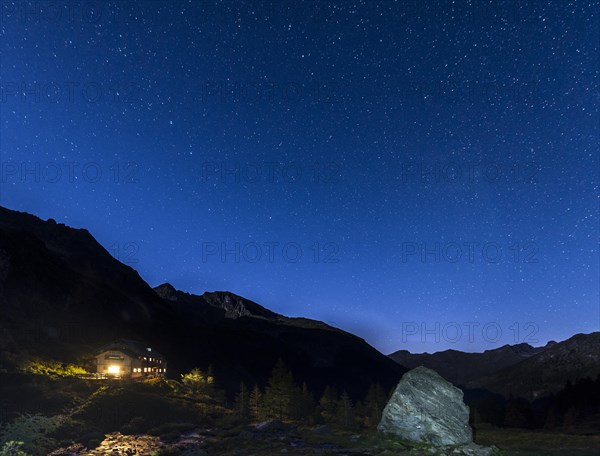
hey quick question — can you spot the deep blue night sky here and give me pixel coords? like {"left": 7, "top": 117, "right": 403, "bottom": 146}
{"left": 1, "top": 1, "right": 598, "bottom": 354}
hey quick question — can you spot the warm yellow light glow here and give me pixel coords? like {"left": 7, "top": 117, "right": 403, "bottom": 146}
{"left": 107, "top": 365, "right": 120, "bottom": 374}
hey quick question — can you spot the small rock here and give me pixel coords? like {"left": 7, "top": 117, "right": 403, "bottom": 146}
{"left": 254, "top": 419, "right": 292, "bottom": 433}
{"left": 311, "top": 424, "right": 332, "bottom": 434}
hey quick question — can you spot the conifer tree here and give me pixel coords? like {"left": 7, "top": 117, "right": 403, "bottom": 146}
{"left": 263, "top": 358, "right": 299, "bottom": 420}
{"left": 318, "top": 385, "right": 338, "bottom": 424}
{"left": 361, "top": 382, "right": 387, "bottom": 428}
{"left": 235, "top": 381, "right": 250, "bottom": 417}
{"left": 336, "top": 391, "right": 354, "bottom": 429}
{"left": 297, "top": 382, "right": 316, "bottom": 422}
{"left": 249, "top": 384, "right": 264, "bottom": 420}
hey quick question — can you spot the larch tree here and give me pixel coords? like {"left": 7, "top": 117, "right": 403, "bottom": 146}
{"left": 263, "top": 358, "right": 299, "bottom": 421}
{"left": 249, "top": 384, "right": 264, "bottom": 421}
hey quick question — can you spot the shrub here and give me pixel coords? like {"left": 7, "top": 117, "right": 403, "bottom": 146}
{"left": 119, "top": 424, "right": 137, "bottom": 435}
{"left": 121, "top": 416, "right": 147, "bottom": 435}
{"left": 72, "top": 386, "right": 204, "bottom": 432}
{"left": 49, "top": 417, "right": 85, "bottom": 442}
{"left": 86, "top": 438, "right": 103, "bottom": 449}
{"left": 0, "top": 441, "right": 29, "bottom": 456}
{"left": 133, "top": 378, "right": 172, "bottom": 395}
{"left": 0, "top": 414, "right": 63, "bottom": 456}
{"left": 215, "top": 412, "right": 248, "bottom": 429}
{"left": 181, "top": 368, "right": 214, "bottom": 395}
{"left": 151, "top": 448, "right": 182, "bottom": 456}
{"left": 76, "top": 431, "right": 105, "bottom": 449}
{"left": 158, "top": 430, "right": 180, "bottom": 443}
{"left": 19, "top": 359, "right": 87, "bottom": 379}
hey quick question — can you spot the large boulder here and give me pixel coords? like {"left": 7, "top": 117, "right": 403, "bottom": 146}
{"left": 378, "top": 366, "right": 472, "bottom": 446}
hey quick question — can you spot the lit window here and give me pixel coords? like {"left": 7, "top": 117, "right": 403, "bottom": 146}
{"left": 107, "top": 365, "right": 120, "bottom": 375}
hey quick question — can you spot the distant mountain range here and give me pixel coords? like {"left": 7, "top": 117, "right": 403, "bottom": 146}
{"left": 0, "top": 204, "right": 597, "bottom": 403}
{"left": 389, "top": 342, "right": 554, "bottom": 386}
{"left": 0, "top": 205, "right": 405, "bottom": 398}
{"left": 389, "top": 332, "right": 600, "bottom": 399}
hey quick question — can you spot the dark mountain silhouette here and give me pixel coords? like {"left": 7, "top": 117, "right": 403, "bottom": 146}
{"left": 389, "top": 342, "right": 553, "bottom": 386}
{"left": 466, "top": 332, "right": 600, "bottom": 400}
{"left": 390, "top": 333, "right": 599, "bottom": 400}
{"left": 0, "top": 205, "right": 406, "bottom": 398}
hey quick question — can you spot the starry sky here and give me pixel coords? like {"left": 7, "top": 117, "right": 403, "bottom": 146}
{"left": 1, "top": 1, "right": 598, "bottom": 354}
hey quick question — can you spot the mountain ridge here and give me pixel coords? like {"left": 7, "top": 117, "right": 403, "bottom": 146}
{"left": 389, "top": 340, "right": 560, "bottom": 357}
{"left": 154, "top": 282, "right": 350, "bottom": 334}
{"left": 389, "top": 332, "right": 599, "bottom": 399}
{"left": 466, "top": 331, "right": 600, "bottom": 399}
{"left": 0, "top": 205, "right": 406, "bottom": 398}
{"left": 1, "top": 204, "right": 596, "bottom": 402}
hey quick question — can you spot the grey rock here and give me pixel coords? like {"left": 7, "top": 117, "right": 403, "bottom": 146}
{"left": 451, "top": 443, "right": 498, "bottom": 456}
{"left": 220, "top": 294, "right": 252, "bottom": 319}
{"left": 310, "top": 424, "right": 332, "bottom": 434}
{"left": 472, "top": 443, "right": 499, "bottom": 456}
{"left": 154, "top": 283, "right": 179, "bottom": 301}
{"left": 378, "top": 366, "right": 473, "bottom": 446}
{"left": 253, "top": 419, "right": 292, "bottom": 433}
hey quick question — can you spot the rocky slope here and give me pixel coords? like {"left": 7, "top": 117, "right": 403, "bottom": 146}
{"left": 0, "top": 205, "right": 406, "bottom": 398}
{"left": 466, "top": 332, "right": 600, "bottom": 399}
{"left": 389, "top": 342, "right": 554, "bottom": 386}
{"left": 154, "top": 283, "right": 347, "bottom": 332}
{"left": 389, "top": 333, "right": 599, "bottom": 400}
